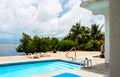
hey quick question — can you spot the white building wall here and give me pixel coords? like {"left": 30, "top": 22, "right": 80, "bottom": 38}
{"left": 109, "top": 0, "right": 120, "bottom": 76}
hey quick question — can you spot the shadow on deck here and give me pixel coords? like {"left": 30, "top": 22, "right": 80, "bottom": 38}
{"left": 81, "top": 63, "right": 109, "bottom": 76}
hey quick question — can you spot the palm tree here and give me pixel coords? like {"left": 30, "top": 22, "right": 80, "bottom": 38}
{"left": 70, "top": 22, "right": 82, "bottom": 43}
{"left": 89, "top": 24, "right": 104, "bottom": 50}
{"left": 65, "top": 22, "right": 90, "bottom": 44}
{"left": 80, "top": 26, "right": 90, "bottom": 43}
{"left": 90, "top": 24, "right": 104, "bottom": 40}
{"left": 64, "top": 22, "right": 105, "bottom": 51}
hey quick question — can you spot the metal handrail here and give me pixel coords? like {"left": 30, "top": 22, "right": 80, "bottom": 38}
{"left": 66, "top": 47, "right": 76, "bottom": 61}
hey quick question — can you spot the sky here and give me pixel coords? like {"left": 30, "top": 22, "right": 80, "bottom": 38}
{"left": 0, "top": 0, "right": 105, "bottom": 44}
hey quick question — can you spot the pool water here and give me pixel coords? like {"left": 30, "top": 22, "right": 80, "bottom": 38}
{"left": 0, "top": 60, "right": 81, "bottom": 77}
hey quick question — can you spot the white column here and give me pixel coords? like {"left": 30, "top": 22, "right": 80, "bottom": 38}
{"left": 105, "top": 15, "right": 110, "bottom": 63}
{"left": 109, "top": 0, "right": 120, "bottom": 76}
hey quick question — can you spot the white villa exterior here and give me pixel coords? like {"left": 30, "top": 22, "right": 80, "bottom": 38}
{"left": 81, "top": 0, "right": 120, "bottom": 77}
{"left": 81, "top": 0, "right": 109, "bottom": 63}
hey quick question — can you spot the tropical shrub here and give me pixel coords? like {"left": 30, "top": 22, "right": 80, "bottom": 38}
{"left": 58, "top": 40, "right": 76, "bottom": 51}
{"left": 16, "top": 33, "right": 32, "bottom": 54}
{"left": 16, "top": 33, "right": 59, "bottom": 54}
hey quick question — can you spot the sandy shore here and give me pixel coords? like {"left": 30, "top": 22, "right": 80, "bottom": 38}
{"left": 0, "top": 51, "right": 101, "bottom": 63}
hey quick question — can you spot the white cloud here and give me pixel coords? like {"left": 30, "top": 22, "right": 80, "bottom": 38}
{"left": 0, "top": 0, "right": 104, "bottom": 41}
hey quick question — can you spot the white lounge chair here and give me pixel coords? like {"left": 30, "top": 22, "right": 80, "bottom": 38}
{"left": 40, "top": 52, "right": 51, "bottom": 57}
{"left": 27, "top": 53, "right": 34, "bottom": 58}
{"left": 46, "top": 52, "right": 51, "bottom": 56}
{"left": 40, "top": 52, "right": 46, "bottom": 57}
{"left": 27, "top": 52, "right": 40, "bottom": 58}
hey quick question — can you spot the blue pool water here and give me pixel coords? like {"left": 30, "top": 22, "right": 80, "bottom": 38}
{"left": 53, "top": 72, "right": 81, "bottom": 77}
{"left": 0, "top": 60, "right": 81, "bottom": 77}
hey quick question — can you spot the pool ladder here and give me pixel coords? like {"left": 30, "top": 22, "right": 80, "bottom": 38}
{"left": 66, "top": 47, "right": 76, "bottom": 61}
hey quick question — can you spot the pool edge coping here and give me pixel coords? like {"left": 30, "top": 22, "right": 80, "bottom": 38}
{"left": 0, "top": 58, "right": 82, "bottom": 67}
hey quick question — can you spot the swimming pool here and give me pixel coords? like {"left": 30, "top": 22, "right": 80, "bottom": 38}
{"left": 0, "top": 59, "right": 81, "bottom": 77}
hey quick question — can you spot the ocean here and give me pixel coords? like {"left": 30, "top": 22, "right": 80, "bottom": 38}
{"left": 0, "top": 44, "right": 24, "bottom": 56}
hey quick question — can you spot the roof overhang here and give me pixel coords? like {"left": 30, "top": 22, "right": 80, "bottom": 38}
{"left": 81, "top": 0, "right": 109, "bottom": 16}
